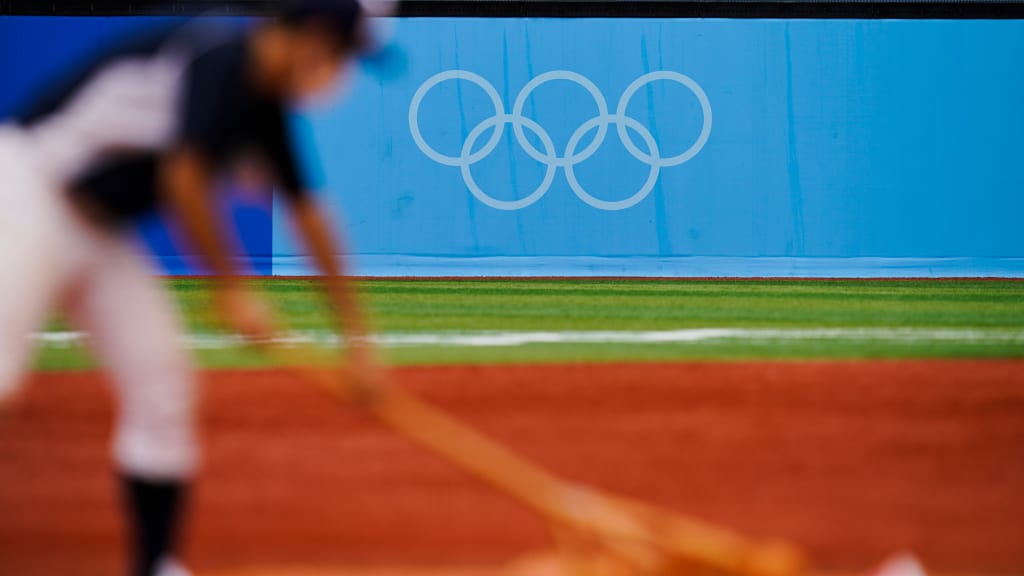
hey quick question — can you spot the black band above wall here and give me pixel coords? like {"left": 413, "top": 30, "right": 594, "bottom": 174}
{"left": 0, "top": 1, "right": 280, "bottom": 15}
{"left": 1, "top": 0, "right": 1022, "bottom": 18}
{"left": 402, "top": 0, "right": 1024, "bottom": 17}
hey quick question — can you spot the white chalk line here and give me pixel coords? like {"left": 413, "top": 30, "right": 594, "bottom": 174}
{"left": 31, "top": 328, "right": 1024, "bottom": 350}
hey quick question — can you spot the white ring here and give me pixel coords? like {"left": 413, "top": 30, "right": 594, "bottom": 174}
{"left": 461, "top": 115, "right": 559, "bottom": 211}
{"left": 511, "top": 70, "right": 610, "bottom": 167}
{"left": 409, "top": 69, "right": 712, "bottom": 210}
{"left": 615, "top": 71, "right": 712, "bottom": 168}
{"left": 564, "top": 115, "right": 661, "bottom": 211}
{"left": 409, "top": 70, "right": 505, "bottom": 167}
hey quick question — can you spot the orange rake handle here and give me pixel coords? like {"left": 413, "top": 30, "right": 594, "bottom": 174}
{"left": 268, "top": 343, "right": 803, "bottom": 576}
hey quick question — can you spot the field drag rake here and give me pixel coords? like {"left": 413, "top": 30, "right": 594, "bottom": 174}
{"left": 207, "top": 341, "right": 925, "bottom": 576}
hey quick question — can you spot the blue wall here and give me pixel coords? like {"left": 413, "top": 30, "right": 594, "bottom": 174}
{"left": 3, "top": 16, "right": 1023, "bottom": 276}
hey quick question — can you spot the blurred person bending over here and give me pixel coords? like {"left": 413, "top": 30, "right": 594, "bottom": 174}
{"left": 0, "top": 1, "right": 383, "bottom": 574}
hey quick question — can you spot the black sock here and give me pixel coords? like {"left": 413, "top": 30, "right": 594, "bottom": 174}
{"left": 121, "top": 475, "right": 187, "bottom": 576}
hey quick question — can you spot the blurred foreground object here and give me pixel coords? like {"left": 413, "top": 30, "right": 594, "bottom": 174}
{"left": 260, "top": 342, "right": 930, "bottom": 576}
{"left": 870, "top": 554, "right": 928, "bottom": 576}
{"left": 0, "top": 0, "right": 389, "bottom": 574}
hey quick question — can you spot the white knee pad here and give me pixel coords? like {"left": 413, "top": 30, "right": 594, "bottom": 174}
{"left": 113, "top": 372, "right": 199, "bottom": 481}
{"left": 155, "top": 557, "right": 193, "bottom": 576}
{"left": 115, "top": 411, "right": 199, "bottom": 481}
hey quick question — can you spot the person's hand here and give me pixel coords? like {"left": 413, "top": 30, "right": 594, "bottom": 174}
{"left": 214, "top": 283, "right": 275, "bottom": 343}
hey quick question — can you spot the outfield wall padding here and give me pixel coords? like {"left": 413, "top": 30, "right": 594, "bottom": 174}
{"left": 3, "top": 16, "right": 1023, "bottom": 277}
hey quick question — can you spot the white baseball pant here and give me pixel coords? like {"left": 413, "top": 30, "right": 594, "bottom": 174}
{"left": 0, "top": 125, "right": 198, "bottom": 481}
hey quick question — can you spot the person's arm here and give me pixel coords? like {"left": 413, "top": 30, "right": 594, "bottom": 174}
{"left": 260, "top": 101, "right": 381, "bottom": 388}
{"left": 291, "top": 197, "right": 367, "bottom": 337}
{"left": 163, "top": 148, "right": 233, "bottom": 276}
{"left": 163, "top": 147, "right": 273, "bottom": 340}
{"left": 288, "top": 195, "right": 382, "bottom": 393}
{"left": 165, "top": 44, "right": 275, "bottom": 340}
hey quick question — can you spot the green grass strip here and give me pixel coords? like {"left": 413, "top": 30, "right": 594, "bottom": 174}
{"left": 33, "top": 278, "right": 1024, "bottom": 371}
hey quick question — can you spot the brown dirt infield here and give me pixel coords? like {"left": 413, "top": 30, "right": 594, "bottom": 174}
{"left": 1, "top": 360, "right": 1023, "bottom": 576}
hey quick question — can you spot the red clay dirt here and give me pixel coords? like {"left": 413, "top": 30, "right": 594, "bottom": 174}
{"left": 1, "top": 360, "right": 1023, "bottom": 576}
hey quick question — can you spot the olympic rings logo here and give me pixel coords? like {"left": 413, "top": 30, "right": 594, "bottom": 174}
{"left": 409, "top": 70, "right": 712, "bottom": 211}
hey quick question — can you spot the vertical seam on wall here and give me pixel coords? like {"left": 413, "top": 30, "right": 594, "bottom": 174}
{"left": 452, "top": 28, "right": 481, "bottom": 252}
{"left": 783, "top": 23, "right": 807, "bottom": 256}
{"left": 648, "top": 22, "right": 672, "bottom": 256}
{"left": 503, "top": 25, "right": 527, "bottom": 254}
